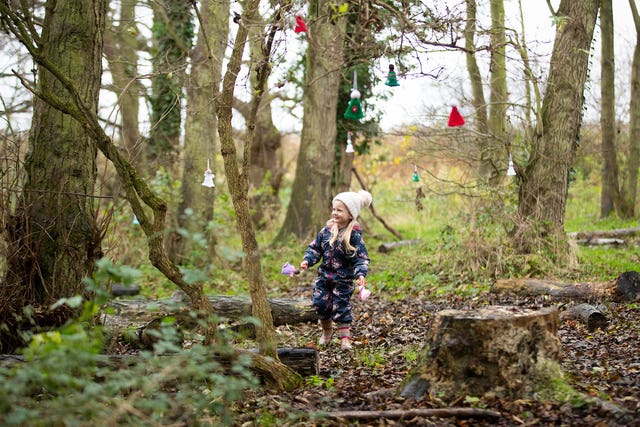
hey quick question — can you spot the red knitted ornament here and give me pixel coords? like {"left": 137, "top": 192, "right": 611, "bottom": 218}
{"left": 448, "top": 106, "right": 465, "bottom": 127}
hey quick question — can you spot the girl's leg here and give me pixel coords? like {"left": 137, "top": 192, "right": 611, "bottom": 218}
{"left": 318, "top": 319, "right": 333, "bottom": 345}
{"left": 312, "top": 278, "right": 334, "bottom": 345}
{"left": 336, "top": 323, "right": 352, "bottom": 349}
{"left": 332, "top": 281, "right": 355, "bottom": 350}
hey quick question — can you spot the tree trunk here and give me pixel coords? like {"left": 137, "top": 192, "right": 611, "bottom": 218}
{"left": 175, "top": 0, "right": 229, "bottom": 263}
{"left": 465, "top": 0, "right": 487, "bottom": 134}
{"left": 514, "top": 0, "right": 599, "bottom": 256}
{"left": 216, "top": 0, "right": 288, "bottom": 362}
{"left": 483, "top": 0, "right": 508, "bottom": 184}
{"left": 276, "top": 0, "right": 348, "bottom": 240}
{"left": 0, "top": 0, "right": 106, "bottom": 351}
{"left": 241, "top": 13, "right": 286, "bottom": 229}
{"left": 600, "top": 0, "right": 621, "bottom": 218}
{"left": 103, "top": 0, "right": 144, "bottom": 165}
{"left": 400, "top": 306, "right": 562, "bottom": 402}
{"left": 0, "top": 0, "right": 219, "bottom": 351}
{"left": 622, "top": 0, "right": 640, "bottom": 217}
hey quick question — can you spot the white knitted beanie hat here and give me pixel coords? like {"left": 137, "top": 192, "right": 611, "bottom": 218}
{"left": 333, "top": 190, "right": 373, "bottom": 220}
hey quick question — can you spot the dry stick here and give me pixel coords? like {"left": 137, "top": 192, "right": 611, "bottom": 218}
{"left": 325, "top": 407, "right": 501, "bottom": 421}
{"left": 352, "top": 167, "right": 403, "bottom": 240}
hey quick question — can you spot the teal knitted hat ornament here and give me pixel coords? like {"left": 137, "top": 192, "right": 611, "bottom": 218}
{"left": 385, "top": 64, "right": 399, "bottom": 87}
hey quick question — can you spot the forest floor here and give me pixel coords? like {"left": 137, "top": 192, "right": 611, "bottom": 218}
{"left": 233, "top": 283, "right": 640, "bottom": 426}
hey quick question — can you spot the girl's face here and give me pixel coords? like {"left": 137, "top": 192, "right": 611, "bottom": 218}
{"left": 332, "top": 201, "right": 352, "bottom": 228}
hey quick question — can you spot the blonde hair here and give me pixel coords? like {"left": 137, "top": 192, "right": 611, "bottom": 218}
{"left": 328, "top": 219, "right": 357, "bottom": 255}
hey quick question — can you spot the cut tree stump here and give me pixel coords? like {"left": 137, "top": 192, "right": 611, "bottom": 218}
{"left": 560, "top": 303, "right": 608, "bottom": 331}
{"left": 399, "top": 306, "right": 562, "bottom": 402}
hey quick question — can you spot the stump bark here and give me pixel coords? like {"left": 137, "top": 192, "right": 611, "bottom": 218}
{"left": 400, "top": 306, "right": 562, "bottom": 402}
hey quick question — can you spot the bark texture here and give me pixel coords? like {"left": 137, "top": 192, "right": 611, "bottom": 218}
{"left": 514, "top": 0, "right": 599, "bottom": 255}
{"left": 175, "top": 0, "right": 229, "bottom": 262}
{"left": 276, "top": 0, "right": 348, "bottom": 240}
{"left": 1, "top": 0, "right": 106, "bottom": 349}
{"left": 599, "top": 0, "right": 621, "bottom": 218}
{"left": 400, "top": 306, "right": 561, "bottom": 402}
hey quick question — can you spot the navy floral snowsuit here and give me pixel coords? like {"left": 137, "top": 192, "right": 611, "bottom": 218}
{"left": 303, "top": 224, "right": 370, "bottom": 324}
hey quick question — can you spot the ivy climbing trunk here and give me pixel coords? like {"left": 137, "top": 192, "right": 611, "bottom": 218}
{"left": 176, "top": 0, "right": 229, "bottom": 263}
{"left": 0, "top": 0, "right": 107, "bottom": 351}
{"left": 514, "top": 0, "right": 599, "bottom": 256}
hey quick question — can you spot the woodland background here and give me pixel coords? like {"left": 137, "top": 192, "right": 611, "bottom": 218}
{"left": 0, "top": 0, "right": 639, "bottom": 425}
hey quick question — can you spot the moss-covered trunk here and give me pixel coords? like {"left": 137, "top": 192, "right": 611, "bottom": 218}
{"left": 1, "top": 0, "right": 106, "bottom": 349}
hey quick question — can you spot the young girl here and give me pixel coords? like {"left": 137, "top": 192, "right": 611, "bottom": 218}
{"left": 300, "top": 190, "right": 372, "bottom": 350}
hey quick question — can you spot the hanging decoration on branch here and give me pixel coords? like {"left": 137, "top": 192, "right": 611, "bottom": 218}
{"left": 344, "top": 70, "right": 364, "bottom": 121}
{"left": 294, "top": 10, "right": 307, "bottom": 33}
{"left": 345, "top": 131, "right": 355, "bottom": 153}
{"left": 506, "top": 153, "right": 516, "bottom": 177}
{"left": 202, "top": 159, "right": 215, "bottom": 188}
{"left": 385, "top": 64, "right": 399, "bottom": 87}
{"left": 413, "top": 164, "right": 419, "bottom": 182}
{"left": 448, "top": 104, "right": 465, "bottom": 127}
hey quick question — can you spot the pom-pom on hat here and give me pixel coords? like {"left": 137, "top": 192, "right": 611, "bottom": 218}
{"left": 333, "top": 190, "right": 373, "bottom": 220}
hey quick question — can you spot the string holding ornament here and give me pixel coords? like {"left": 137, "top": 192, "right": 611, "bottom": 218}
{"left": 202, "top": 159, "right": 215, "bottom": 188}
{"left": 448, "top": 103, "right": 465, "bottom": 127}
{"left": 294, "top": 10, "right": 307, "bottom": 33}
{"left": 385, "top": 64, "right": 399, "bottom": 87}
{"left": 345, "top": 131, "right": 355, "bottom": 153}
{"left": 344, "top": 70, "right": 364, "bottom": 121}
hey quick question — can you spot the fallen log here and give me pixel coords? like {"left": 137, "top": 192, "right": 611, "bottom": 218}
{"left": 0, "top": 347, "right": 319, "bottom": 377}
{"left": 560, "top": 303, "right": 608, "bottom": 331}
{"left": 108, "top": 294, "right": 316, "bottom": 326}
{"left": 491, "top": 278, "right": 615, "bottom": 300}
{"left": 378, "top": 239, "right": 422, "bottom": 253}
{"left": 567, "top": 227, "right": 640, "bottom": 241}
{"left": 324, "top": 407, "right": 501, "bottom": 422}
{"left": 574, "top": 238, "right": 625, "bottom": 247}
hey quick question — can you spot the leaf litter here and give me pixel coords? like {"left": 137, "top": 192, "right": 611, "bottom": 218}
{"left": 236, "top": 287, "right": 640, "bottom": 426}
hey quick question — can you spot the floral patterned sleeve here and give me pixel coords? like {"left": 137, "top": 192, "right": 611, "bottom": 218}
{"left": 352, "top": 231, "right": 370, "bottom": 279}
{"left": 302, "top": 227, "right": 325, "bottom": 267}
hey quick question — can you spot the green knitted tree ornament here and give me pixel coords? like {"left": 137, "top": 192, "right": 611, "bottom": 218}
{"left": 344, "top": 89, "right": 364, "bottom": 120}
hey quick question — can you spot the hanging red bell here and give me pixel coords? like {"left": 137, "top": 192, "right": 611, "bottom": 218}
{"left": 448, "top": 105, "right": 465, "bottom": 127}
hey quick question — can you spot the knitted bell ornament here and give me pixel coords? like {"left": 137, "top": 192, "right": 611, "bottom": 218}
{"left": 448, "top": 105, "right": 465, "bottom": 127}
{"left": 202, "top": 159, "right": 215, "bottom": 188}
{"left": 507, "top": 154, "right": 516, "bottom": 176}
{"left": 345, "top": 132, "right": 355, "bottom": 153}
{"left": 385, "top": 64, "right": 399, "bottom": 87}
{"left": 294, "top": 11, "right": 307, "bottom": 33}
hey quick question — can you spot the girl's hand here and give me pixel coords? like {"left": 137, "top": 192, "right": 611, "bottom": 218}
{"left": 300, "top": 260, "right": 309, "bottom": 270}
{"left": 356, "top": 276, "right": 366, "bottom": 287}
